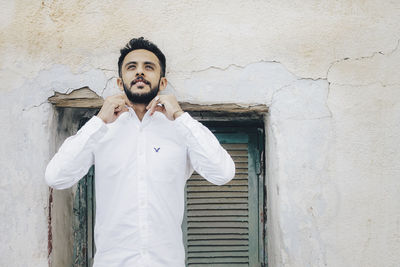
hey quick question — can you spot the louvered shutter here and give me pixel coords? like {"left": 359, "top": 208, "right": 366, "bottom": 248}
{"left": 182, "top": 130, "right": 263, "bottom": 267}
{"left": 73, "top": 121, "right": 96, "bottom": 267}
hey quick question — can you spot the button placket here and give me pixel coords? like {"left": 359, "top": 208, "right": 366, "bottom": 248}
{"left": 137, "top": 130, "right": 149, "bottom": 248}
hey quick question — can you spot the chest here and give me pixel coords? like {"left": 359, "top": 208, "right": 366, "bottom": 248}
{"left": 94, "top": 119, "right": 187, "bottom": 175}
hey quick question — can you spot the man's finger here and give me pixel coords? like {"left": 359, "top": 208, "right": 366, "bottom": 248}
{"left": 153, "top": 105, "right": 164, "bottom": 114}
{"left": 145, "top": 100, "right": 153, "bottom": 110}
{"left": 121, "top": 105, "right": 129, "bottom": 113}
{"left": 146, "top": 96, "right": 157, "bottom": 110}
{"left": 149, "top": 101, "right": 158, "bottom": 115}
{"left": 149, "top": 96, "right": 160, "bottom": 115}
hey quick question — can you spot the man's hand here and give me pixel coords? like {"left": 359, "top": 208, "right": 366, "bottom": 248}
{"left": 146, "top": 95, "right": 184, "bottom": 121}
{"left": 97, "top": 94, "right": 132, "bottom": 124}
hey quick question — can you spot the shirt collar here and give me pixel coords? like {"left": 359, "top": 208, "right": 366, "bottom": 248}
{"left": 127, "top": 106, "right": 155, "bottom": 128}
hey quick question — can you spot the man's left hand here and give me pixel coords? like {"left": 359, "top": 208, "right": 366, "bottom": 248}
{"left": 146, "top": 95, "right": 184, "bottom": 121}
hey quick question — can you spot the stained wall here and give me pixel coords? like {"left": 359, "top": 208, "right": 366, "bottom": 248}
{"left": 0, "top": 1, "right": 399, "bottom": 266}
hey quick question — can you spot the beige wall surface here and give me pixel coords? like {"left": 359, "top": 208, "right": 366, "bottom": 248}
{"left": 0, "top": 1, "right": 399, "bottom": 266}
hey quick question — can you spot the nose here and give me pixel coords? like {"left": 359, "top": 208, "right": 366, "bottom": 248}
{"left": 135, "top": 65, "right": 144, "bottom": 76}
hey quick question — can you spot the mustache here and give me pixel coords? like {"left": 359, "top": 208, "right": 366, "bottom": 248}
{"left": 131, "top": 76, "right": 151, "bottom": 87}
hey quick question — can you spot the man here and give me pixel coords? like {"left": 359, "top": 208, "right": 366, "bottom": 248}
{"left": 45, "top": 37, "right": 235, "bottom": 267}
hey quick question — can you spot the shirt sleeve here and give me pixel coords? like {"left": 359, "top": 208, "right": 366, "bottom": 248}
{"left": 174, "top": 112, "right": 235, "bottom": 185}
{"left": 45, "top": 116, "right": 108, "bottom": 190}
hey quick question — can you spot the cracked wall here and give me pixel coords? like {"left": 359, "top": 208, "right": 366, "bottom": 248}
{"left": 0, "top": 1, "right": 399, "bottom": 266}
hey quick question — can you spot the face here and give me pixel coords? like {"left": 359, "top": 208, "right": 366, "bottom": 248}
{"left": 118, "top": 49, "right": 167, "bottom": 104}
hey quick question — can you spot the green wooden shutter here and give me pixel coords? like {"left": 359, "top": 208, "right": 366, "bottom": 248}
{"left": 73, "top": 166, "right": 95, "bottom": 267}
{"left": 73, "top": 119, "right": 96, "bottom": 267}
{"left": 182, "top": 127, "right": 265, "bottom": 266}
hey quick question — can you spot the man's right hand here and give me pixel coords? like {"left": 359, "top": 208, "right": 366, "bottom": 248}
{"left": 97, "top": 94, "right": 132, "bottom": 124}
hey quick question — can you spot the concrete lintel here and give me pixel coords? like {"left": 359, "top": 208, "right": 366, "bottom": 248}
{"left": 48, "top": 87, "right": 268, "bottom": 113}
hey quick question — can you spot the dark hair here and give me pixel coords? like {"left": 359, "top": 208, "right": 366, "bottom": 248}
{"left": 118, "top": 37, "right": 166, "bottom": 77}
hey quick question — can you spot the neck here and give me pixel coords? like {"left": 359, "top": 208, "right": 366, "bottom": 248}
{"left": 131, "top": 103, "right": 148, "bottom": 121}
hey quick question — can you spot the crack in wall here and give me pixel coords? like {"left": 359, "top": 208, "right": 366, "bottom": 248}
{"left": 187, "top": 59, "right": 329, "bottom": 82}
{"left": 326, "top": 38, "right": 400, "bottom": 82}
{"left": 268, "top": 84, "right": 292, "bottom": 107}
{"left": 97, "top": 68, "right": 116, "bottom": 72}
{"left": 323, "top": 38, "right": 400, "bottom": 122}
{"left": 22, "top": 100, "right": 49, "bottom": 112}
{"left": 329, "top": 81, "right": 400, "bottom": 88}
{"left": 100, "top": 76, "right": 117, "bottom": 97}
{"left": 283, "top": 115, "right": 332, "bottom": 121}
{"left": 189, "top": 63, "right": 247, "bottom": 73}
{"left": 179, "top": 37, "right": 400, "bottom": 87}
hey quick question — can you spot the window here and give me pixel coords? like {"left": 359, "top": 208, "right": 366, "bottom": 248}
{"left": 71, "top": 117, "right": 266, "bottom": 267}
{"left": 182, "top": 121, "right": 265, "bottom": 266}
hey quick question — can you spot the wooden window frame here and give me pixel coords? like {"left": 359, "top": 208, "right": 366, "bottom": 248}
{"left": 48, "top": 88, "right": 268, "bottom": 267}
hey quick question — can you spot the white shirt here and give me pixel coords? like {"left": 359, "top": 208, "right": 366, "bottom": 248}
{"left": 45, "top": 108, "right": 235, "bottom": 267}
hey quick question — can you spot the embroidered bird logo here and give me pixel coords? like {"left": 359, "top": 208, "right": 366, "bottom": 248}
{"left": 154, "top": 147, "right": 160, "bottom": 152}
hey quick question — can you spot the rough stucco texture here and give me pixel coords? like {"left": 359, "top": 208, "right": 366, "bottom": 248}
{"left": 0, "top": 1, "right": 399, "bottom": 266}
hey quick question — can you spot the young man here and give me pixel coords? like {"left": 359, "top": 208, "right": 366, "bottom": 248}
{"left": 45, "top": 37, "right": 235, "bottom": 267}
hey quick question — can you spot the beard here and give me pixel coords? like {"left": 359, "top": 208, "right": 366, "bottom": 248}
{"left": 123, "top": 78, "right": 160, "bottom": 104}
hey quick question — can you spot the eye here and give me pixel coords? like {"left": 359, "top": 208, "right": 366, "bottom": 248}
{"left": 127, "top": 65, "right": 136, "bottom": 70}
{"left": 145, "top": 65, "right": 154, "bottom": 70}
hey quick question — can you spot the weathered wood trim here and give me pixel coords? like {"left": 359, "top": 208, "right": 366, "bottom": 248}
{"left": 48, "top": 87, "right": 104, "bottom": 108}
{"left": 48, "top": 87, "right": 268, "bottom": 113}
{"left": 180, "top": 103, "right": 268, "bottom": 113}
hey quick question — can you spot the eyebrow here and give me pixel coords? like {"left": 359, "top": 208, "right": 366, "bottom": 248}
{"left": 125, "top": 61, "right": 157, "bottom": 68}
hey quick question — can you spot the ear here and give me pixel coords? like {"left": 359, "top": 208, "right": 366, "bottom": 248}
{"left": 158, "top": 77, "right": 168, "bottom": 92}
{"left": 117, "top": 77, "right": 124, "bottom": 92}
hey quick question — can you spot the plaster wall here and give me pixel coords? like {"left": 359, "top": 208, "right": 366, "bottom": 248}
{"left": 0, "top": 1, "right": 399, "bottom": 266}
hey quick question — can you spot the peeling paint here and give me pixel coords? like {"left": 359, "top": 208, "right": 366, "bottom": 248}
{"left": 1, "top": 1, "right": 400, "bottom": 267}
{"left": 47, "top": 188, "right": 53, "bottom": 260}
